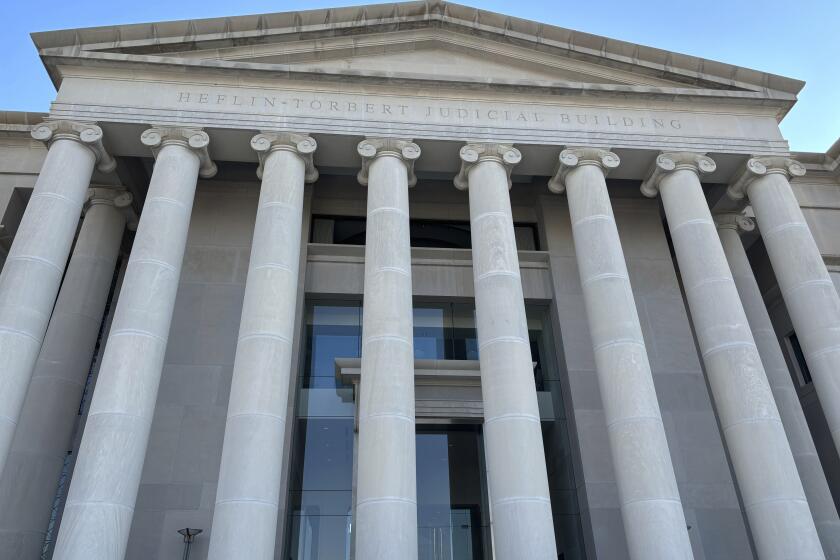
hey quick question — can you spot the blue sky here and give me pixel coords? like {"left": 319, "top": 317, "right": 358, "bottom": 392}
{"left": 3, "top": 0, "right": 838, "bottom": 152}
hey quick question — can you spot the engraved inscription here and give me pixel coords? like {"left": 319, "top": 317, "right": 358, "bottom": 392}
{"left": 174, "top": 90, "right": 685, "bottom": 132}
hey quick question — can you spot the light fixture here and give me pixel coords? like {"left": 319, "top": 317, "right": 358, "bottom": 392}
{"left": 177, "top": 528, "right": 203, "bottom": 560}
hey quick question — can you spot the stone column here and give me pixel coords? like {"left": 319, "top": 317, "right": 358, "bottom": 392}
{"left": 455, "top": 143, "right": 557, "bottom": 560}
{"left": 549, "top": 148, "right": 693, "bottom": 559}
{"left": 52, "top": 127, "right": 215, "bottom": 560}
{"left": 729, "top": 158, "right": 840, "bottom": 454}
{"left": 354, "top": 138, "right": 420, "bottom": 560}
{"left": 642, "top": 152, "right": 824, "bottom": 560}
{"left": 208, "top": 133, "right": 317, "bottom": 560}
{"left": 716, "top": 212, "right": 840, "bottom": 558}
{"left": 0, "top": 188, "right": 133, "bottom": 558}
{"left": 0, "top": 121, "right": 115, "bottom": 477}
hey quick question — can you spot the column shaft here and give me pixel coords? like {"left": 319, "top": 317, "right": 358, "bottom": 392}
{"left": 552, "top": 150, "right": 693, "bottom": 559}
{"left": 643, "top": 153, "right": 824, "bottom": 560}
{"left": 0, "top": 191, "right": 128, "bottom": 558}
{"left": 0, "top": 121, "right": 112, "bottom": 476}
{"left": 745, "top": 169, "right": 840, "bottom": 452}
{"left": 457, "top": 144, "right": 557, "bottom": 560}
{"left": 718, "top": 217, "right": 840, "bottom": 558}
{"left": 53, "top": 128, "right": 213, "bottom": 559}
{"left": 208, "top": 133, "right": 316, "bottom": 560}
{"left": 354, "top": 138, "right": 420, "bottom": 560}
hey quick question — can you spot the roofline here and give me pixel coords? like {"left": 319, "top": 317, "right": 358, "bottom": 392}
{"left": 36, "top": 49, "right": 798, "bottom": 115}
{"left": 793, "top": 137, "right": 840, "bottom": 175}
{"left": 0, "top": 111, "right": 47, "bottom": 140}
{"left": 30, "top": 0, "right": 805, "bottom": 98}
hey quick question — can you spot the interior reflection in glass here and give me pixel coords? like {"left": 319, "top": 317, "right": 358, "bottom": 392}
{"left": 417, "top": 425, "right": 490, "bottom": 560}
{"left": 284, "top": 301, "right": 585, "bottom": 559}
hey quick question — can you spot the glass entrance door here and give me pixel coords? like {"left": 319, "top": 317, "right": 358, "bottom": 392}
{"left": 416, "top": 425, "right": 489, "bottom": 560}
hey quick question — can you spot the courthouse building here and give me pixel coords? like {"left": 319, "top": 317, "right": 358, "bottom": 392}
{"left": 2, "top": 1, "right": 840, "bottom": 559}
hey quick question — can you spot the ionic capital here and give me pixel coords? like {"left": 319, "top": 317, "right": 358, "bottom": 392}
{"left": 251, "top": 132, "right": 318, "bottom": 183}
{"left": 357, "top": 138, "right": 421, "bottom": 187}
{"left": 454, "top": 143, "right": 521, "bottom": 191}
{"left": 140, "top": 127, "right": 217, "bottom": 178}
{"left": 85, "top": 187, "right": 139, "bottom": 230}
{"left": 548, "top": 148, "right": 620, "bottom": 194}
{"left": 640, "top": 152, "right": 716, "bottom": 198}
{"left": 713, "top": 212, "right": 755, "bottom": 235}
{"left": 727, "top": 157, "right": 806, "bottom": 200}
{"left": 31, "top": 120, "right": 116, "bottom": 174}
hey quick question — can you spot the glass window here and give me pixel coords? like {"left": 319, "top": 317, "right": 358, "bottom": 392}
{"left": 413, "top": 305, "right": 450, "bottom": 359}
{"left": 288, "top": 302, "right": 361, "bottom": 560}
{"left": 417, "top": 425, "right": 490, "bottom": 560}
{"left": 452, "top": 304, "right": 478, "bottom": 360}
{"left": 304, "top": 304, "right": 362, "bottom": 385}
{"left": 296, "top": 303, "right": 361, "bottom": 419}
{"left": 310, "top": 215, "right": 540, "bottom": 251}
{"left": 286, "top": 301, "right": 584, "bottom": 559}
{"left": 287, "top": 513, "right": 352, "bottom": 560}
{"left": 513, "top": 224, "right": 538, "bottom": 251}
{"left": 289, "top": 418, "right": 354, "bottom": 492}
{"left": 411, "top": 221, "right": 472, "bottom": 249}
{"left": 786, "top": 331, "right": 813, "bottom": 385}
{"left": 286, "top": 418, "right": 355, "bottom": 560}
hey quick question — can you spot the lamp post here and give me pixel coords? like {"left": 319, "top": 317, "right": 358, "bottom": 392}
{"left": 177, "top": 528, "right": 202, "bottom": 560}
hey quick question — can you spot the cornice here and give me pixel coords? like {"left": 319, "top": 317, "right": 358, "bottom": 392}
{"left": 31, "top": 1, "right": 803, "bottom": 99}
{"left": 454, "top": 143, "right": 521, "bottom": 191}
{"left": 35, "top": 51, "right": 798, "bottom": 114}
{"left": 0, "top": 111, "right": 48, "bottom": 137}
{"left": 251, "top": 132, "right": 318, "bottom": 183}
{"left": 727, "top": 156, "right": 806, "bottom": 200}
{"left": 640, "top": 152, "right": 716, "bottom": 198}
{"left": 30, "top": 120, "right": 116, "bottom": 173}
{"left": 547, "top": 147, "right": 619, "bottom": 194}
{"left": 140, "top": 126, "right": 217, "bottom": 178}
{"left": 357, "top": 138, "right": 421, "bottom": 187}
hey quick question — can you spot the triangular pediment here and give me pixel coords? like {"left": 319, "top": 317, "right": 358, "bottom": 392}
{"left": 168, "top": 30, "right": 702, "bottom": 89}
{"left": 31, "top": 1, "right": 803, "bottom": 104}
{"left": 293, "top": 45, "right": 611, "bottom": 84}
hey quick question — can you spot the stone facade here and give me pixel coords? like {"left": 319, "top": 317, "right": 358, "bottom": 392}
{"left": 0, "top": 2, "right": 839, "bottom": 559}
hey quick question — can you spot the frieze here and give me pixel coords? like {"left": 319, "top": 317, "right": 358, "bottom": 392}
{"left": 174, "top": 90, "right": 684, "bottom": 132}
{"left": 50, "top": 76, "right": 790, "bottom": 155}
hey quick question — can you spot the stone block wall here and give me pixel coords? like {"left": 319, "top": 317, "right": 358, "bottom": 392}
{"left": 124, "top": 181, "right": 257, "bottom": 560}
{"left": 540, "top": 192, "right": 754, "bottom": 560}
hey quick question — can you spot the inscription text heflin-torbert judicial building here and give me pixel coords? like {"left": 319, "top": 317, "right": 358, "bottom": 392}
{"left": 1, "top": 2, "right": 839, "bottom": 559}
{"left": 173, "top": 90, "right": 686, "bottom": 130}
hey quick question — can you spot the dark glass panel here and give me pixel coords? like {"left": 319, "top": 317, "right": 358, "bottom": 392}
{"left": 417, "top": 426, "right": 489, "bottom": 560}
{"left": 310, "top": 215, "right": 540, "bottom": 251}
{"left": 301, "top": 304, "right": 361, "bottom": 389}
{"left": 788, "top": 332, "right": 813, "bottom": 384}
{"left": 413, "top": 305, "right": 450, "bottom": 359}
{"left": 411, "top": 221, "right": 472, "bottom": 249}
{"left": 287, "top": 514, "right": 352, "bottom": 560}
{"left": 288, "top": 418, "right": 354, "bottom": 493}
{"left": 451, "top": 304, "right": 478, "bottom": 361}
